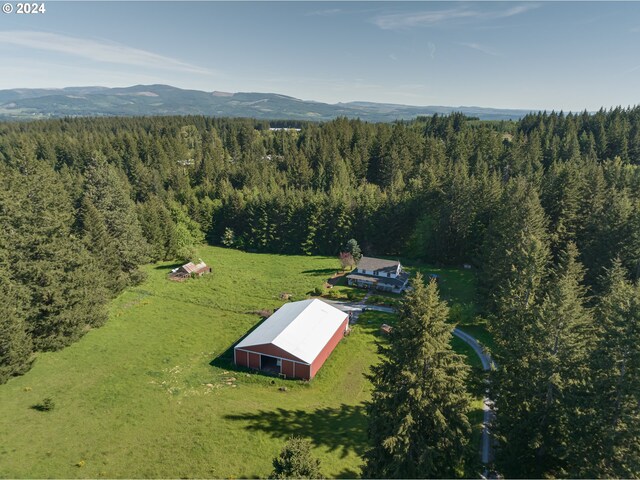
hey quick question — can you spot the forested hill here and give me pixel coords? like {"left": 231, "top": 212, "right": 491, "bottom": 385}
{"left": 1, "top": 108, "right": 640, "bottom": 477}
{"left": 0, "top": 84, "right": 532, "bottom": 121}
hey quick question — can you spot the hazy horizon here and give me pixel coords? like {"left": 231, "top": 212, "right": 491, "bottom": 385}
{"left": 1, "top": 1, "right": 639, "bottom": 112}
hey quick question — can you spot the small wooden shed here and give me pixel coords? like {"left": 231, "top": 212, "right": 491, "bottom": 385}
{"left": 169, "top": 261, "right": 211, "bottom": 281}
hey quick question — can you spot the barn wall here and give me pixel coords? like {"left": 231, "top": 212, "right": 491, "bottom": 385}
{"left": 236, "top": 347, "right": 310, "bottom": 378}
{"left": 281, "top": 360, "right": 295, "bottom": 378}
{"left": 234, "top": 348, "right": 250, "bottom": 368}
{"left": 296, "top": 364, "right": 311, "bottom": 380}
{"left": 248, "top": 352, "right": 261, "bottom": 370}
{"left": 310, "top": 316, "right": 348, "bottom": 379}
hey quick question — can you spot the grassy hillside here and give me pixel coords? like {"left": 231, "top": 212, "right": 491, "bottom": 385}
{"left": 0, "top": 246, "right": 482, "bottom": 478}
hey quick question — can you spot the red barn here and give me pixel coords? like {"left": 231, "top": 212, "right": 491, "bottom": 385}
{"left": 234, "top": 299, "right": 349, "bottom": 380}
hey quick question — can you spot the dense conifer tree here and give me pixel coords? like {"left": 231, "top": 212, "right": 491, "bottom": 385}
{"left": 583, "top": 260, "right": 640, "bottom": 477}
{"left": 271, "top": 436, "right": 322, "bottom": 479}
{"left": 363, "top": 274, "right": 471, "bottom": 478}
{"left": 0, "top": 154, "right": 108, "bottom": 351}
{"left": 81, "top": 197, "right": 127, "bottom": 293}
{"left": 481, "top": 178, "right": 550, "bottom": 312}
{"left": 83, "top": 153, "right": 149, "bottom": 273}
{"left": 488, "top": 187, "right": 551, "bottom": 476}
{"left": 0, "top": 272, "right": 33, "bottom": 383}
{"left": 493, "top": 243, "right": 592, "bottom": 477}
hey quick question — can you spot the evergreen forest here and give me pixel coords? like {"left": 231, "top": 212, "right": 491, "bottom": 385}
{"left": 1, "top": 109, "right": 639, "bottom": 477}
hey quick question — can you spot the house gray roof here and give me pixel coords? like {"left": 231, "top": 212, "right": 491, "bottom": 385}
{"left": 356, "top": 256, "right": 400, "bottom": 272}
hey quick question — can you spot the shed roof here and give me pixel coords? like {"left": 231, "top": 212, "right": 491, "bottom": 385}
{"left": 235, "top": 299, "right": 347, "bottom": 365}
{"left": 181, "top": 261, "right": 208, "bottom": 273}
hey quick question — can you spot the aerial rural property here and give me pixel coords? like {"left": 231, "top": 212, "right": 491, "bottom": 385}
{"left": 1, "top": 1, "right": 639, "bottom": 480}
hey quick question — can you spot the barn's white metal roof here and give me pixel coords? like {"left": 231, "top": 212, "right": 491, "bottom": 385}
{"left": 235, "top": 299, "right": 347, "bottom": 365}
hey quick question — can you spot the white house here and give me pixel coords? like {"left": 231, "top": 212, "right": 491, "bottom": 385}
{"left": 346, "top": 256, "right": 409, "bottom": 293}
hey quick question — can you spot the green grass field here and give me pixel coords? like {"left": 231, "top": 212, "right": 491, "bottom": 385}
{"left": 0, "top": 246, "right": 485, "bottom": 478}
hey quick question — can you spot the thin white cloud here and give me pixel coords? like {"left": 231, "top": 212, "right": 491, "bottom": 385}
{"left": 459, "top": 42, "right": 501, "bottom": 57}
{"left": 427, "top": 42, "right": 436, "bottom": 59}
{"left": 373, "top": 8, "right": 476, "bottom": 30}
{"left": 501, "top": 4, "right": 538, "bottom": 18}
{"left": 372, "top": 4, "right": 540, "bottom": 30}
{"left": 0, "top": 31, "right": 214, "bottom": 75}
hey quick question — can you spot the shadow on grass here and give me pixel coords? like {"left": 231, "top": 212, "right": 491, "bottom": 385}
{"left": 302, "top": 268, "right": 339, "bottom": 275}
{"left": 209, "top": 319, "right": 259, "bottom": 372}
{"left": 30, "top": 397, "right": 54, "bottom": 412}
{"left": 153, "top": 262, "right": 184, "bottom": 271}
{"left": 209, "top": 317, "right": 293, "bottom": 382}
{"left": 225, "top": 403, "right": 368, "bottom": 459}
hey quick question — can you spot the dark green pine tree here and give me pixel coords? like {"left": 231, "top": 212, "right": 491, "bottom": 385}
{"left": 81, "top": 197, "right": 127, "bottom": 294}
{"left": 530, "top": 243, "right": 592, "bottom": 477}
{"left": 0, "top": 272, "right": 33, "bottom": 384}
{"left": 489, "top": 197, "right": 551, "bottom": 476}
{"left": 363, "top": 273, "right": 471, "bottom": 479}
{"left": 83, "top": 153, "right": 150, "bottom": 274}
{"left": 541, "top": 160, "right": 583, "bottom": 258}
{"left": 137, "top": 196, "right": 181, "bottom": 262}
{"left": 583, "top": 260, "right": 640, "bottom": 477}
{"left": 482, "top": 177, "right": 550, "bottom": 313}
{"left": 0, "top": 164, "right": 34, "bottom": 382}
{"left": 343, "top": 238, "right": 362, "bottom": 263}
{"left": 270, "top": 436, "right": 322, "bottom": 479}
{"left": 1, "top": 154, "right": 109, "bottom": 351}
{"left": 494, "top": 243, "right": 593, "bottom": 477}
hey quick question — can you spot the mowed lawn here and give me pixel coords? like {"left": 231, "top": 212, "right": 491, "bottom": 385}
{"left": 0, "top": 247, "right": 378, "bottom": 478}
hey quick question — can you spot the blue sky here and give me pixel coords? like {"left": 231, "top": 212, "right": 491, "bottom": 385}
{"left": 0, "top": 1, "right": 639, "bottom": 110}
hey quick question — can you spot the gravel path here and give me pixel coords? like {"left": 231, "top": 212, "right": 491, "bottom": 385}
{"left": 324, "top": 297, "right": 496, "bottom": 472}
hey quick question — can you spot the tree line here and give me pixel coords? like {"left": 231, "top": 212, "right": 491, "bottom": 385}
{"left": 0, "top": 109, "right": 639, "bottom": 476}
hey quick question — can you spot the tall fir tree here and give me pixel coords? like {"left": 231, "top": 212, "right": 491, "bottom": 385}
{"left": 80, "top": 196, "right": 127, "bottom": 293}
{"left": 583, "top": 260, "right": 640, "bottom": 477}
{"left": 363, "top": 273, "right": 471, "bottom": 478}
{"left": 493, "top": 243, "right": 593, "bottom": 477}
{"left": 530, "top": 243, "right": 592, "bottom": 476}
{"left": 0, "top": 271, "right": 33, "bottom": 383}
{"left": 1, "top": 153, "right": 109, "bottom": 351}
{"left": 83, "top": 153, "right": 150, "bottom": 274}
{"left": 270, "top": 436, "right": 322, "bottom": 479}
{"left": 481, "top": 177, "right": 550, "bottom": 313}
{"left": 489, "top": 191, "right": 551, "bottom": 477}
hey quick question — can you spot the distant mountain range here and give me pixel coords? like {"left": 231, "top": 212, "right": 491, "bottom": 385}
{"left": 0, "top": 84, "right": 534, "bottom": 122}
